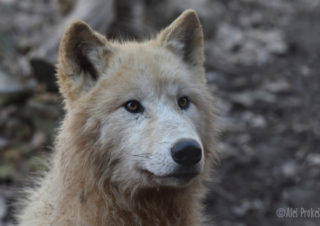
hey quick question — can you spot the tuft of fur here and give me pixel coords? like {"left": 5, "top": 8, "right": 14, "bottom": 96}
{"left": 16, "top": 9, "right": 218, "bottom": 226}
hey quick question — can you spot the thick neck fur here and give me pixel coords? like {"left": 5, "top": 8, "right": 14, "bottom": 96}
{"left": 50, "top": 111, "right": 206, "bottom": 226}
{"left": 73, "top": 183, "right": 203, "bottom": 226}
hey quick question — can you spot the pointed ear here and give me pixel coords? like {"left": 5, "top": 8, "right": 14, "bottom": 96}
{"left": 57, "top": 20, "right": 112, "bottom": 103}
{"left": 157, "top": 10, "right": 204, "bottom": 67}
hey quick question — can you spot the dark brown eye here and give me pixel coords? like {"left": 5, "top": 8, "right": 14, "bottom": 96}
{"left": 178, "top": 96, "right": 190, "bottom": 110}
{"left": 124, "top": 100, "right": 144, "bottom": 113}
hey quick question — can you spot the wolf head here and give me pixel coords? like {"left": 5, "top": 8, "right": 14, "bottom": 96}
{"left": 57, "top": 10, "right": 217, "bottom": 191}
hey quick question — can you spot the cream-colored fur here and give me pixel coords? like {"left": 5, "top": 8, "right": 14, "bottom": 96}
{"left": 16, "top": 10, "right": 218, "bottom": 226}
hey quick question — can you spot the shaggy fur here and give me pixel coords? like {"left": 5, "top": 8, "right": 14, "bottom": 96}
{"left": 16, "top": 10, "right": 218, "bottom": 226}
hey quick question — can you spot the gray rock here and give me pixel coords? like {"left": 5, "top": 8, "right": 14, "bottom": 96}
{"left": 0, "top": 137, "right": 8, "bottom": 150}
{"left": 307, "top": 154, "right": 320, "bottom": 166}
{"left": 212, "top": 24, "right": 288, "bottom": 66}
{"left": 281, "top": 161, "right": 299, "bottom": 178}
{"left": 0, "top": 196, "right": 6, "bottom": 223}
{"left": 0, "top": 69, "right": 35, "bottom": 106}
{"left": 263, "top": 79, "right": 292, "bottom": 93}
{"left": 231, "top": 199, "right": 264, "bottom": 216}
{"left": 229, "top": 90, "right": 277, "bottom": 107}
{"left": 243, "top": 112, "right": 267, "bottom": 128}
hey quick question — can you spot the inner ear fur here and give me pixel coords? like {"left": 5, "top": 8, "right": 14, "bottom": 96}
{"left": 157, "top": 9, "right": 204, "bottom": 67}
{"left": 57, "top": 20, "right": 111, "bottom": 103}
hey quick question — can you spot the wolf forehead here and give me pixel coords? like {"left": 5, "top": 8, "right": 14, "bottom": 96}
{"left": 93, "top": 45, "right": 202, "bottom": 93}
{"left": 107, "top": 43, "right": 195, "bottom": 79}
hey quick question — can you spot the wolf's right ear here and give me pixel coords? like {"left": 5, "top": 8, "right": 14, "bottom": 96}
{"left": 57, "top": 21, "right": 112, "bottom": 103}
{"left": 157, "top": 10, "right": 204, "bottom": 68}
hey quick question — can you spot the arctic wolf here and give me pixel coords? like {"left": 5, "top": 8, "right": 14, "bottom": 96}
{"left": 17, "top": 9, "right": 218, "bottom": 226}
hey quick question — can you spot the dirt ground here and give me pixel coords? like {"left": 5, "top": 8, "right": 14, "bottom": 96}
{"left": 0, "top": 0, "right": 319, "bottom": 226}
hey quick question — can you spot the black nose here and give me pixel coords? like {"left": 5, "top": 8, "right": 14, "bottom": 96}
{"left": 171, "top": 139, "right": 202, "bottom": 167}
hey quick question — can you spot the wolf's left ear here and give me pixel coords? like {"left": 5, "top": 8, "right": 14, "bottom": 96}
{"left": 157, "top": 9, "right": 204, "bottom": 68}
{"left": 57, "top": 21, "right": 112, "bottom": 103}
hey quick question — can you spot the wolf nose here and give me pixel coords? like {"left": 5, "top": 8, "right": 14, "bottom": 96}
{"left": 171, "top": 139, "right": 202, "bottom": 167}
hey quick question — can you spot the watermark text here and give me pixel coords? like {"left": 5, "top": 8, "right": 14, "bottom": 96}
{"left": 276, "top": 208, "right": 320, "bottom": 219}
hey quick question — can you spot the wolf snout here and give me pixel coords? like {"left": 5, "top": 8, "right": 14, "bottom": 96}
{"left": 171, "top": 139, "right": 202, "bottom": 167}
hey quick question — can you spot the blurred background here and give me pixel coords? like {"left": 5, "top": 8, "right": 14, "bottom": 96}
{"left": 0, "top": 0, "right": 320, "bottom": 225}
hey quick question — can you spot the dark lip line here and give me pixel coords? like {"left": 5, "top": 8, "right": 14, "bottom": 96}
{"left": 140, "top": 169, "right": 199, "bottom": 179}
{"left": 159, "top": 172, "right": 199, "bottom": 179}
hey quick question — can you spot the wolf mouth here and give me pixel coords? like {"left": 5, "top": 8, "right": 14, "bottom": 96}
{"left": 141, "top": 169, "right": 200, "bottom": 181}
{"left": 159, "top": 172, "right": 199, "bottom": 179}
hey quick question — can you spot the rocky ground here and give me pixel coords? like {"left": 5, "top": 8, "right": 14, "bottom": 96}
{"left": 0, "top": 0, "right": 319, "bottom": 226}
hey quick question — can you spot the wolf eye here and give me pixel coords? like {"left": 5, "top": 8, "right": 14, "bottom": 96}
{"left": 124, "top": 100, "right": 144, "bottom": 113}
{"left": 178, "top": 96, "right": 190, "bottom": 110}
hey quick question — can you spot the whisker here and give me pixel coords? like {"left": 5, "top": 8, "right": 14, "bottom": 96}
{"left": 130, "top": 154, "right": 151, "bottom": 159}
{"left": 158, "top": 141, "right": 170, "bottom": 144}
